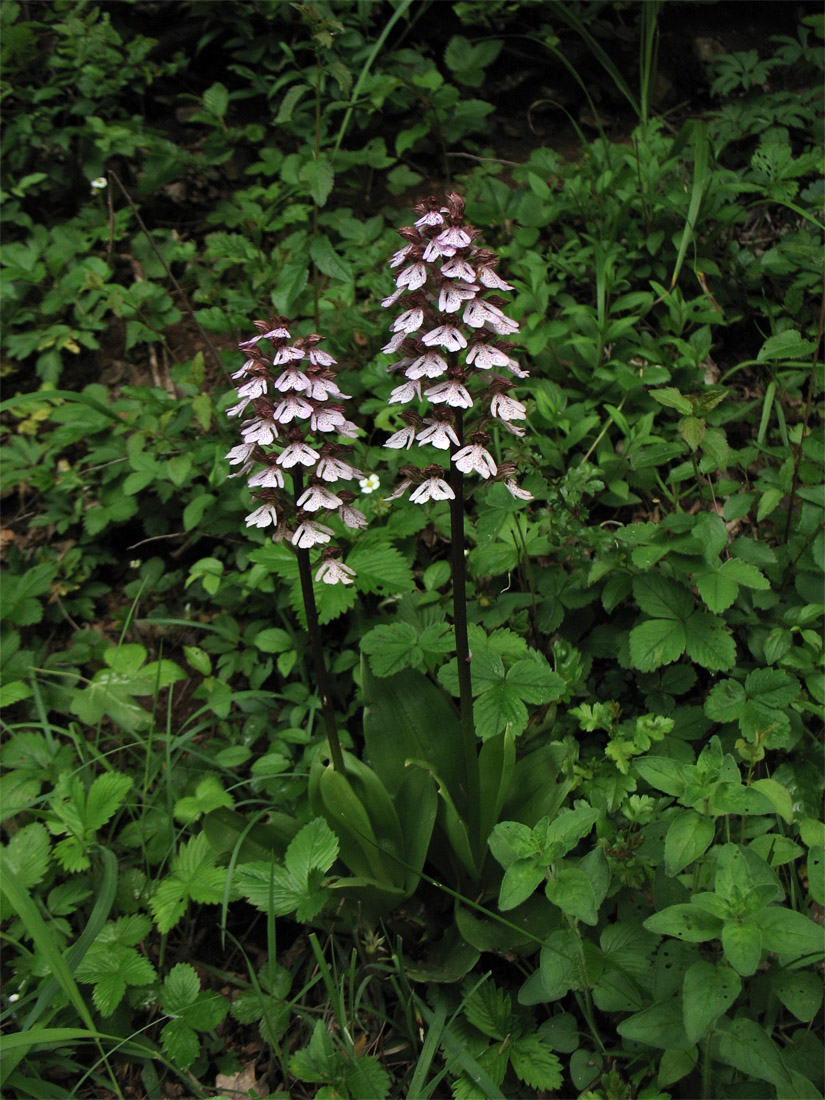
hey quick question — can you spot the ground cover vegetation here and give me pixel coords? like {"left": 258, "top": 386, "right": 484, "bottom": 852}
{"left": 1, "top": 0, "right": 823, "bottom": 1096}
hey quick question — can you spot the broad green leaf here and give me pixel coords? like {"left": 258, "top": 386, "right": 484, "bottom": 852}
{"left": 705, "top": 678, "right": 745, "bottom": 722}
{"left": 718, "top": 558, "right": 769, "bottom": 589}
{"left": 771, "top": 969, "right": 823, "bottom": 1022}
{"left": 650, "top": 387, "right": 693, "bottom": 415}
{"left": 161, "top": 1017, "right": 199, "bottom": 1072}
{"left": 203, "top": 81, "right": 229, "bottom": 118}
{"left": 545, "top": 867, "right": 598, "bottom": 925}
{"left": 721, "top": 920, "right": 762, "bottom": 975}
{"left": 714, "top": 1016, "right": 793, "bottom": 1090}
{"left": 345, "top": 1056, "right": 391, "bottom": 1100}
{"left": 665, "top": 810, "right": 715, "bottom": 876}
{"left": 569, "top": 1047, "right": 602, "bottom": 1090}
{"left": 463, "top": 980, "right": 513, "bottom": 1041}
{"left": 253, "top": 627, "right": 291, "bottom": 654}
{"left": 617, "top": 998, "right": 693, "bottom": 1051}
{"left": 309, "top": 233, "right": 351, "bottom": 281}
{"left": 546, "top": 805, "right": 599, "bottom": 856}
{"left": 750, "top": 778, "right": 793, "bottom": 823}
{"left": 174, "top": 775, "right": 232, "bottom": 825}
{"left": 506, "top": 660, "right": 565, "bottom": 704}
{"left": 658, "top": 1046, "right": 699, "bottom": 1088}
{"left": 644, "top": 904, "right": 723, "bottom": 942}
{"left": 756, "top": 906, "right": 825, "bottom": 963}
{"left": 682, "top": 961, "right": 740, "bottom": 1042}
{"left": 1, "top": 822, "right": 50, "bottom": 894}
{"left": 499, "top": 857, "right": 544, "bottom": 910}
{"left": 695, "top": 568, "right": 738, "bottom": 612}
{"left": 161, "top": 962, "right": 200, "bottom": 1016}
{"left": 284, "top": 818, "right": 338, "bottom": 886}
{"left": 361, "top": 622, "right": 421, "bottom": 677}
{"left": 807, "top": 845, "right": 824, "bottom": 905}
{"left": 634, "top": 755, "right": 687, "bottom": 797}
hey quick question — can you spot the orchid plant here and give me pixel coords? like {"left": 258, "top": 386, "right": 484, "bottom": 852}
{"left": 378, "top": 191, "right": 533, "bottom": 863}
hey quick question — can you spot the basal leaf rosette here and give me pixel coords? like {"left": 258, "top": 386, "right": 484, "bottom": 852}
{"left": 380, "top": 192, "right": 532, "bottom": 503}
{"left": 226, "top": 318, "right": 365, "bottom": 584}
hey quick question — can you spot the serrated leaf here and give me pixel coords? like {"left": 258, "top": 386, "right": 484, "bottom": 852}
{"left": 474, "top": 683, "right": 527, "bottom": 740}
{"left": 309, "top": 232, "right": 351, "bottom": 280}
{"left": 284, "top": 817, "right": 338, "bottom": 885}
{"left": 184, "top": 989, "right": 228, "bottom": 1032}
{"left": 464, "top": 980, "right": 514, "bottom": 1041}
{"left": 300, "top": 156, "right": 335, "bottom": 208}
{"left": 203, "top": 81, "right": 229, "bottom": 118}
{"left": 149, "top": 833, "right": 225, "bottom": 933}
{"left": 650, "top": 387, "right": 694, "bottom": 415}
{"left": 715, "top": 1016, "right": 793, "bottom": 1090}
{"left": 1, "top": 822, "right": 50, "bottom": 891}
{"left": 695, "top": 569, "right": 739, "bottom": 613}
{"left": 684, "top": 612, "right": 736, "bottom": 671}
{"left": 721, "top": 920, "right": 762, "bottom": 975}
{"left": 174, "top": 775, "right": 233, "bottom": 824}
{"left": 545, "top": 866, "right": 598, "bottom": 924}
{"left": 509, "top": 1034, "right": 563, "bottom": 1090}
{"left": 349, "top": 542, "right": 414, "bottom": 595}
{"left": 629, "top": 618, "right": 686, "bottom": 670}
{"left": 506, "top": 660, "right": 565, "bottom": 704}
{"left": 633, "top": 575, "right": 693, "bottom": 619}
{"left": 162, "top": 962, "right": 201, "bottom": 1015}
{"left": 705, "top": 678, "right": 745, "bottom": 722}
{"left": 345, "top": 1055, "right": 391, "bottom": 1100}
{"left": 361, "top": 622, "right": 421, "bottom": 677}
{"left": 161, "top": 1017, "right": 200, "bottom": 1072}
{"left": 84, "top": 771, "right": 132, "bottom": 832}
{"left": 498, "top": 858, "right": 545, "bottom": 910}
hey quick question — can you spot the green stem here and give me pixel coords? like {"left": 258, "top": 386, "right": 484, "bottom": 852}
{"left": 448, "top": 411, "right": 480, "bottom": 861}
{"left": 292, "top": 471, "right": 345, "bottom": 772}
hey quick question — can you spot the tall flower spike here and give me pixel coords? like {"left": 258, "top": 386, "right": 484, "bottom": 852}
{"left": 227, "top": 318, "right": 364, "bottom": 583}
{"left": 380, "top": 192, "right": 532, "bottom": 503}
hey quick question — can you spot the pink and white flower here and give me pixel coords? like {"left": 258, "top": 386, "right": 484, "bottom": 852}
{"left": 292, "top": 521, "right": 334, "bottom": 549}
{"left": 391, "top": 307, "right": 425, "bottom": 334}
{"left": 425, "top": 380, "right": 473, "bottom": 408}
{"left": 438, "top": 283, "right": 479, "bottom": 313}
{"left": 389, "top": 379, "right": 421, "bottom": 405}
{"left": 241, "top": 416, "right": 279, "bottom": 445}
{"left": 339, "top": 503, "right": 368, "bottom": 529}
{"left": 277, "top": 441, "right": 320, "bottom": 467}
{"left": 405, "top": 352, "right": 448, "bottom": 380}
{"left": 417, "top": 419, "right": 459, "bottom": 449}
{"left": 315, "top": 557, "right": 356, "bottom": 585}
{"left": 440, "top": 258, "right": 476, "bottom": 281}
{"left": 297, "top": 485, "right": 343, "bottom": 512}
{"left": 248, "top": 465, "right": 285, "bottom": 489}
{"left": 396, "top": 263, "right": 427, "bottom": 291}
{"left": 273, "top": 345, "right": 305, "bottom": 365}
{"left": 384, "top": 425, "right": 417, "bottom": 449}
{"left": 504, "top": 478, "right": 533, "bottom": 500}
{"left": 245, "top": 502, "right": 279, "bottom": 528}
{"left": 226, "top": 442, "right": 257, "bottom": 465}
{"left": 410, "top": 476, "right": 455, "bottom": 504}
{"left": 452, "top": 443, "right": 497, "bottom": 479}
{"left": 421, "top": 325, "right": 467, "bottom": 352}
{"left": 478, "top": 266, "right": 514, "bottom": 291}
{"left": 237, "top": 374, "right": 269, "bottom": 399}
{"left": 490, "top": 393, "right": 527, "bottom": 421}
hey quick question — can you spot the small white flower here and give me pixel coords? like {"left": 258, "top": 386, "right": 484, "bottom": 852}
{"left": 391, "top": 307, "right": 425, "bottom": 335}
{"left": 273, "top": 345, "right": 305, "bottom": 365}
{"left": 381, "top": 331, "right": 408, "bottom": 355}
{"left": 277, "top": 441, "right": 320, "bottom": 467}
{"left": 385, "top": 478, "right": 413, "bottom": 501}
{"left": 389, "top": 379, "right": 421, "bottom": 405}
{"left": 248, "top": 466, "right": 285, "bottom": 489}
{"left": 490, "top": 393, "right": 527, "bottom": 421}
{"left": 8, "top": 992, "right": 20, "bottom": 1004}
{"left": 389, "top": 244, "right": 413, "bottom": 269}
{"left": 436, "top": 226, "right": 471, "bottom": 249}
{"left": 438, "top": 283, "right": 479, "bottom": 313}
{"left": 466, "top": 343, "right": 509, "bottom": 370}
{"left": 297, "top": 485, "right": 342, "bottom": 511}
{"left": 417, "top": 420, "right": 459, "bottom": 450}
{"left": 226, "top": 442, "right": 257, "bottom": 465}
{"left": 231, "top": 358, "right": 256, "bottom": 379}
{"left": 339, "top": 504, "right": 368, "bottom": 529}
{"left": 482, "top": 302, "right": 520, "bottom": 335}
{"left": 316, "top": 411, "right": 358, "bottom": 438}
{"left": 421, "top": 325, "right": 467, "bottom": 352}
{"left": 308, "top": 348, "right": 337, "bottom": 366}
{"left": 381, "top": 287, "right": 406, "bottom": 309}
{"left": 241, "top": 416, "right": 278, "bottom": 445}
{"left": 504, "top": 478, "right": 533, "bottom": 500}
{"left": 307, "top": 376, "right": 350, "bottom": 401}
{"left": 226, "top": 396, "right": 253, "bottom": 418}
{"left": 315, "top": 558, "right": 357, "bottom": 585}
{"left": 316, "top": 456, "right": 362, "bottom": 482}
{"left": 478, "top": 266, "right": 514, "bottom": 291}
{"left": 273, "top": 394, "right": 313, "bottom": 423}
{"left": 384, "top": 425, "right": 417, "bottom": 449}
{"left": 405, "top": 351, "right": 448, "bottom": 380}
{"left": 440, "top": 258, "right": 476, "bottom": 281}
{"left": 425, "top": 380, "right": 473, "bottom": 409}
{"left": 360, "top": 473, "right": 381, "bottom": 492}
{"left": 452, "top": 443, "right": 497, "bottom": 479}
{"left": 423, "top": 237, "right": 454, "bottom": 262}
{"left": 237, "top": 376, "right": 268, "bottom": 400}
{"left": 90, "top": 177, "right": 107, "bottom": 191}
{"left": 415, "top": 210, "right": 445, "bottom": 228}
{"left": 410, "top": 476, "right": 455, "bottom": 504}
{"left": 239, "top": 326, "right": 290, "bottom": 349}
{"left": 245, "top": 503, "right": 279, "bottom": 529}
{"left": 292, "top": 521, "right": 334, "bottom": 548}
{"left": 274, "top": 368, "right": 311, "bottom": 393}
{"left": 396, "top": 263, "right": 427, "bottom": 291}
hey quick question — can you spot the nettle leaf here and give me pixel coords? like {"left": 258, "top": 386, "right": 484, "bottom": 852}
{"left": 348, "top": 542, "right": 414, "bottom": 596}
{"left": 682, "top": 961, "right": 741, "bottom": 1042}
{"left": 1, "top": 822, "right": 50, "bottom": 893}
{"left": 756, "top": 906, "right": 825, "bottom": 963}
{"left": 546, "top": 806, "right": 599, "bottom": 857}
{"left": 284, "top": 817, "right": 338, "bottom": 885}
{"left": 345, "top": 1056, "right": 391, "bottom": 1100}
{"left": 498, "top": 857, "right": 546, "bottom": 910}
{"left": 721, "top": 920, "right": 762, "bottom": 975}
{"left": 509, "top": 1034, "right": 563, "bottom": 1091}
{"left": 770, "top": 968, "right": 823, "bottom": 1022}
{"left": 506, "top": 659, "right": 565, "bottom": 704}
{"left": 299, "top": 155, "right": 335, "bottom": 208}
{"left": 715, "top": 1016, "right": 794, "bottom": 1092}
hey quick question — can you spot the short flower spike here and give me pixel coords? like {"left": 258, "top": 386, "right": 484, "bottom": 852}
{"left": 227, "top": 319, "right": 363, "bottom": 582}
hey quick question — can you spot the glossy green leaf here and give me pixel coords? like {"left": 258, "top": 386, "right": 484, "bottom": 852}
{"left": 664, "top": 810, "right": 715, "bottom": 875}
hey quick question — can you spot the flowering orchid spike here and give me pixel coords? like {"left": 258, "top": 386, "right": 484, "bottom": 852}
{"left": 228, "top": 318, "right": 365, "bottom": 582}
{"left": 379, "top": 192, "right": 533, "bottom": 504}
